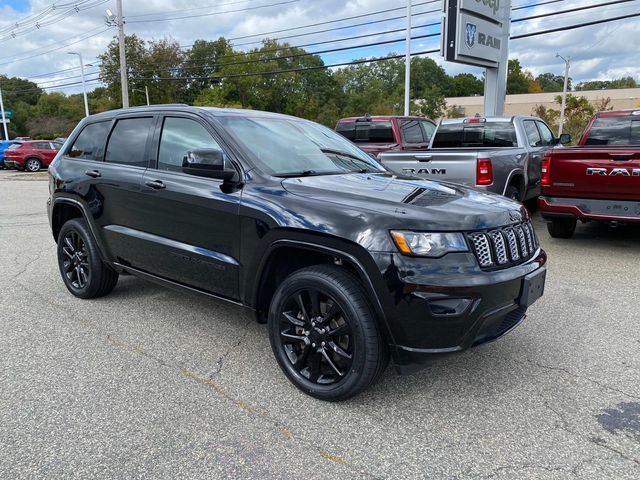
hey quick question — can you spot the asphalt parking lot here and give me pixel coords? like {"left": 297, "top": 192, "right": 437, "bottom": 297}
{"left": 0, "top": 170, "right": 638, "bottom": 479}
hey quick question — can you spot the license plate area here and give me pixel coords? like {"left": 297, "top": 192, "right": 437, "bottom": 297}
{"left": 519, "top": 268, "right": 546, "bottom": 308}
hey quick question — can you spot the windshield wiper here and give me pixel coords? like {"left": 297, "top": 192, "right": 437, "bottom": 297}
{"left": 273, "top": 170, "right": 344, "bottom": 178}
{"left": 319, "top": 148, "right": 381, "bottom": 173}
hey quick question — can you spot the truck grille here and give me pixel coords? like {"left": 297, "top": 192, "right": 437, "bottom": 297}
{"left": 467, "top": 221, "right": 539, "bottom": 269}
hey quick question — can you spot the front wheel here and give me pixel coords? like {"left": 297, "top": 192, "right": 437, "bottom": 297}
{"left": 547, "top": 218, "right": 577, "bottom": 238}
{"left": 57, "top": 218, "right": 119, "bottom": 298}
{"left": 25, "top": 158, "right": 41, "bottom": 172}
{"left": 268, "top": 265, "right": 388, "bottom": 401}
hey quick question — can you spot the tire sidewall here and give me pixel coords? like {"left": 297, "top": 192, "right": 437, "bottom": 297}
{"left": 268, "top": 268, "right": 376, "bottom": 401}
{"left": 57, "top": 218, "right": 103, "bottom": 298}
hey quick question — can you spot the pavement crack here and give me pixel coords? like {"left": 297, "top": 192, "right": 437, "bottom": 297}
{"left": 517, "top": 357, "right": 640, "bottom": 400}
{"left": 209, "top": 317, "right": 253, "bottom": 378}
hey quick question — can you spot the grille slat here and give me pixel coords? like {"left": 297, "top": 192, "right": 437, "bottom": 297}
{"left": 467, "top": 221, "right": 538, "bottom": 270}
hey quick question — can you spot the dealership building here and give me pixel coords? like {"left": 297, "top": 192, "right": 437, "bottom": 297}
{"left": 445, "top": 88, "right": 640, "bottom": 117}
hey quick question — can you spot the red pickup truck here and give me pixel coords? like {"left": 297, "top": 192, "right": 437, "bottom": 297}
{"left": 335, "top": 115, "right": 436, "bottom": 157}
{"left": 539, "top": 109, "right": 640, "bottom": 238}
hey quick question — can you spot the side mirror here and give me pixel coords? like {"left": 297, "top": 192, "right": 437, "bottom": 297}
{"left": 182, "top": 148, "right": 236, "bottom": 181}
{"left": 557, "top": 133, "right": 572, "bottom": 145}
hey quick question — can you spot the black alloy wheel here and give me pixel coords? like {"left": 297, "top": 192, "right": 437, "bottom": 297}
{"left": 279, "top": 288, "right": 354, "bottom": 385}
{"left": 57, "top": 218, "right": 119, "bottom": 299}
{"left": 61, "top": 230, "right": 90, "bottom": 289}
{"left": 269, "top": 265, "right": 388, "bottom": 401}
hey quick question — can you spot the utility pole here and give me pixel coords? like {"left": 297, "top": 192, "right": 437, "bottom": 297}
{"left": 68, "top": 52, "right": 89, "bottom": 117}
{"left": 116, "top": 0, "right": 129, "bottom": 108}
{"left": 404, "top": 0, "right": 412, "bottom": 116}
{"left": 557, "top": 53, "right": 571, "bottom": 136}
{"left": 0, "top": 86, "right": 8, "bottom": 141}
{"left": 145, "top": 85, "right": 150, "bottom": 106}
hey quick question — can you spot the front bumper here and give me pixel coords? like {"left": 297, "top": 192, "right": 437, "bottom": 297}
{"left": 369, "top": 249, "right": 547, "bottom": 373}
{"left": 539, "top": 196, "right": 640, "bottom": 223}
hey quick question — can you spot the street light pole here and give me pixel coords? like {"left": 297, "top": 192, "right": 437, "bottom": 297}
{"left": 404, "top": 0, "right": 412, "bottom": 116}
{"left": 557, "top": 53, "right": 571, "bottom": 136}
{"left": 0, "top": 86, "right": 8, "bottom": 141}
{"left": 116, "top": 0, "right": 129, "bottom": 108}
{"left": 68, "top": 52, "right": 89, "bottom": 117}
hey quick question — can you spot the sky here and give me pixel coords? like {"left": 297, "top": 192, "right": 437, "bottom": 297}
{"left": 0, "top": 0, "right": 638, "bottom": 95}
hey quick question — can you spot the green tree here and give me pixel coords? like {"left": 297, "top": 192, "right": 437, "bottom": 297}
{"left": 507, "top": 59, "right": 533, "bottom": 94}
{"left": 576, "top": 76, "right": 638, "bottom": 91}
{"left": 449, "top": 73, "right": 483, "bottom": 97}
{"left": 532, "top": 94, "right": 595, "bottom": 140}
{"left": 536, "top": 72, "right": 569, "bottom": 92}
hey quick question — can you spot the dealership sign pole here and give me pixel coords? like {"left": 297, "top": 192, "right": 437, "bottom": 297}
{"left": 441, "top": 0, "right": 511, "bottom": 116}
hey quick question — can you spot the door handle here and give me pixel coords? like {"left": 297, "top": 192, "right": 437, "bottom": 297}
{"left": 84, "top": 169, "right": 101, "bottom": 178}
{"left": 145, "top": 180, "right": 166, "bottom": 190}
{"left": 415, "top": 154, "right": 433, "bottom": 162}
{"left": 609, "top": 154, "right": 632, "bottom": 161}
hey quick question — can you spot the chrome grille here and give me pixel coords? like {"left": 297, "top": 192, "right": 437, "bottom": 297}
{"left": 467, "top": 221, "right": 539, "bottom": 270}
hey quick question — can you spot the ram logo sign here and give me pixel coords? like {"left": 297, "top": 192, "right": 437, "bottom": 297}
{"left": 465, "top": 23, "right": 477, "bottom": 48}
{"left": 402, "top": 168, "right": 447, "bottom": 175}
{"left": 587, "top": 168, "right": 640, "bottom": 177}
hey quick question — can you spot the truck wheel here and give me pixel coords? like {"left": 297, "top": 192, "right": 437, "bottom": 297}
{"left": 25, "top": 158, "right": 41, "bottom": 172}
{"left": 57, "top": 218, "right": 119, "bottom": 299}
{"left": 547, "top": 218, "right": 577, "bottom": 238}
{"left": 268, "top": 265, "right": 388, "bottom": 401}
{"left": 505, "top": 185, "right": 522, "bottom": 202}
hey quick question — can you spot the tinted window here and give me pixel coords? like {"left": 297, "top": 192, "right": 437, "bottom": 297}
{"left": 105, "top": 117, "right": 153, "bottom": 167}
{"left": 400, "top": 119, "right": 437, "bottom": 144}
{"left": 585, "top": 116, "right": 640, "bottom": 145}
{"left": 356, "top": 121, "right": 394, "bottom": 143}
{"left": 335, "top": 122, "right": 356, "bottom": 141}
{"left": 34, "top": 142, "right": 52, "bottom": 150}
{"left": 523, "top": 121, "right": 542, "bottom": 147}
{"left": 68, "top": 122, "right": 111, "bottom": 160}
{"left": 432, "top": 122, "right": 517, "bottom": 148}
{"left": 536, "top": 121, "right": 555, "bottom": 146}
{"left": 158, "top": 117, "right": 222, "bottom": 172}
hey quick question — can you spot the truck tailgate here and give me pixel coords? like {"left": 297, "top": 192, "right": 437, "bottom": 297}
{"left": 546, "top": 148, "right": 640, "bottom": 201}
{"left": 379, "top": 150, "right": 478, "bottom": 185}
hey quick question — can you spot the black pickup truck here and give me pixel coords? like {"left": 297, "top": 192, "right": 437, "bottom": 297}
{"left": 48, "top": 106, "right": 547, "bottom": 400}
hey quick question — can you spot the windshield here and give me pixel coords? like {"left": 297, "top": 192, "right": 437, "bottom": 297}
{"left": 218, "top": 116, "right": 386, "bottom": 176}
{"left": 585, "top": 116, "right": 640, "bottom": 145}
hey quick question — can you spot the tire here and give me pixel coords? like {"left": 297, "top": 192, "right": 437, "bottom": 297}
{"left": 268, "top": 264, "right": 388, "bottom": 401}
{"left": 57, "top": 218, "right": 119, "bottom": 299}
{"left": 547, "top": 218, "right": 577, "bottom": 238}
{"left": 25, "top": 158, "right": 41, "bottom": 172}
{"left": 505, "top": 185, "right": 522, "bottom": 202}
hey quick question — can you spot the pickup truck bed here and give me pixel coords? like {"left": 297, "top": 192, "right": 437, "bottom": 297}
{"left": 539, "top": 110, "right": 640, "bottom": 238}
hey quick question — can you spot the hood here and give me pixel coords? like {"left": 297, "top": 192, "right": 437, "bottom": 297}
{"left": 281, "top": 172, "right": 527, "bottom": 231}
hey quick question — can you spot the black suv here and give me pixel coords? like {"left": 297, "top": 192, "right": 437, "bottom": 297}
{"left": 48, "top": 106, "right": 547, "bottom": 401}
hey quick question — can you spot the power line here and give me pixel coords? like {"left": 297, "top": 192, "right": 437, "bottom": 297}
{"left": 126, "top": 0, "right": 302, "bottom": 24}
{"left": 126, "top": 0, "right": 259, "bottom": 19}
{"left": 511, "top": 10, "right": 640, "bottom": 38}
{"left": 512, "top": 0, "right": 636, "bottom": 23}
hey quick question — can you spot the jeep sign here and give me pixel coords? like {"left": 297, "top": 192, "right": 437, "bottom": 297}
{"left": 460, "top": 0, "right": 505, "bottom": 23}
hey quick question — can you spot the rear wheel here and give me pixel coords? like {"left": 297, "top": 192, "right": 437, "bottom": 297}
{"left": 25, "top": 158, "right": 41, "bottom": 172}
{"left": 268, "top": 265, "right": 388, "bottom": 401}
{"left": 57, "top": 218, "right": 118, "bottom": 298}
{"left": 547, "top": 218, "right": 577, "bottom": 238}
{"left": 505, "top": 185, "right": 522, "bottom": 202}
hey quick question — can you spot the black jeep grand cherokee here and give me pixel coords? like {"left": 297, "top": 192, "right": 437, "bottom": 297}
{"left": 48, "top": 106, "right": 547, "bottom": 401}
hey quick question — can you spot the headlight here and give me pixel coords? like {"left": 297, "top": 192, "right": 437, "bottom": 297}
{"left": 390, "top": 231, "right": 468, "bottom": 257}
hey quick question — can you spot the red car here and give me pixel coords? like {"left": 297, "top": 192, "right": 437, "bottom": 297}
{"left": 335, "top": 115, "right": 436, "bottom": 157}
{"left": 3, "top": 140, "right": 63, "bottom": 172}
{"left": 539, "top": 109, "right": 640, "bottom": 238}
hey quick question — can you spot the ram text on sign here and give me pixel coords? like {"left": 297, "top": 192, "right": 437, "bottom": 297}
{"left": 456, "top": 12, "right": 505, "bottom": 64}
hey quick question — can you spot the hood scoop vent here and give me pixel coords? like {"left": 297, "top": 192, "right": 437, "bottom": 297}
{"left": 402, "top": 187, "right": 456, "bottom": 207}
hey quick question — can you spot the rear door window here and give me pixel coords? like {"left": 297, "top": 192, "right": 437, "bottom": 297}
{"left": 105, "top": 117, "right": 153, "bottom": 167}
{"left": 432, "top": 122, "right": 517, "bottom": 148}
{"left": 34, "top": 142, "right": 52, "bottom": 150}
{"left": 68, "top": 121, "right": 111, "bottom": 161}
{"left": 585, "top": 116, "right": 640, "bottom": 145}
{"left": 400, "top": 119, "right": 437, "bottom": 144}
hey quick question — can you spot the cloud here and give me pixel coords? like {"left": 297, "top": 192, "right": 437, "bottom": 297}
{"left": 0, "top": 0, "right": 637, "bottom": 94}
